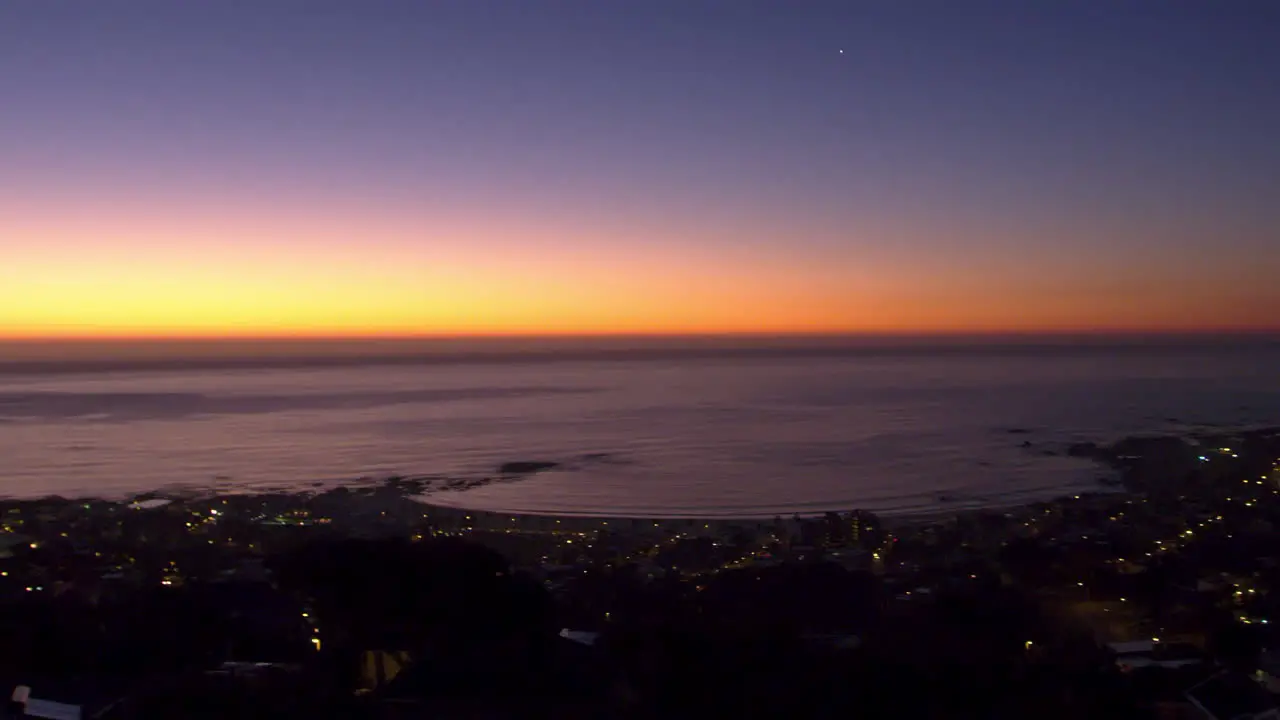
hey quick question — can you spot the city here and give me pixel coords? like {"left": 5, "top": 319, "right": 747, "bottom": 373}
{"left": 4, "top": 1, "right": 1278, "bottom": 718}
{"left": 2, "top": 427, "right": 1278, "bottom": 718}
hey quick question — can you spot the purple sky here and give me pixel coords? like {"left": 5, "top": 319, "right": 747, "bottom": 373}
{"left": 3, "top": 1, "right": 1278, "bottom": 336}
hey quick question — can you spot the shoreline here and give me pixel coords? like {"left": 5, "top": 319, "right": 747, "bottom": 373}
{"left": 410, "top": 424, "right": 1280, "bottom": 526}
{"left": 4, "top": 426, "right": 1272, "bottom": 536}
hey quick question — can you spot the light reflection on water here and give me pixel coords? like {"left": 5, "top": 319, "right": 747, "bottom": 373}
{"left": 0, "top": 342, "right": 1277, "bottom": 517}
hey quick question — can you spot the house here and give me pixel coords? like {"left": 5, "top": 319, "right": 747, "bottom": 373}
{"left": 559, "top": 629, "right": 601, "bottom": 647}
{"left": 357, "top": 650, "right": 412, "bottom": 692}
{"left": 1186, "top": 672, "right": 1280, "bottom": 720}
{"left": 1110, "top": 640, "right": 1207, "bottom": 672}
{"left": 8, "top": 680, "right": 129, "bottom": 720}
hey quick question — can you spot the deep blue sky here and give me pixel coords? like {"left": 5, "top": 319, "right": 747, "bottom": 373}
{"left": 3, "top": 1, "right": 1278, "bottom": 335}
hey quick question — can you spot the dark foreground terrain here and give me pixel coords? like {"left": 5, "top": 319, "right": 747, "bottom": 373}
{"left": 1, "top": 427, "right": 1278, "bottom": 718}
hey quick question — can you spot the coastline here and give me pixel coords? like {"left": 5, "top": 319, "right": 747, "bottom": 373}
{"left": 409, "top": 424, "right": 1280, "bottom": 532}
{"left": 3, "top": 425, "right": 1268, "bottom": 540}
{"left": 4, "top": 338, "right": 1276, "bottom": 512}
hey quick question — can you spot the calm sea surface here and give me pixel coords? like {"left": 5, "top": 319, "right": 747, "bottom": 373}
{"left": 1, "top": 340, "right": 1278, "bottom": 516}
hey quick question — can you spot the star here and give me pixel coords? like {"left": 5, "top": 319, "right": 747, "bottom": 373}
{"left": 838, "top": 49, "right": 844, "bottom": 54}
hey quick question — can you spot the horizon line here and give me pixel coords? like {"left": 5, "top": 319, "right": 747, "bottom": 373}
{"left": 2, "top": 327, "right": 1279, "bottom": 343}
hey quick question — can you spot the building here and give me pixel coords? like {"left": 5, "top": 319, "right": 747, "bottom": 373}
{"left": 1185, "top": 672, "right": 1280, "bottom": 720}
{"left": 8, "top": 681, "right": 129, "bottom": 720}
{"left": 1109, "top": 640, "right": 1206, "bottom": 672}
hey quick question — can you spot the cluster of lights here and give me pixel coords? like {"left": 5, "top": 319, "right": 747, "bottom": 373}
{"left": 300, "top": 610, "right": 321, "bottom": 650}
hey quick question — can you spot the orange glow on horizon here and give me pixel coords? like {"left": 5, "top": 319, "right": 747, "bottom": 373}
{"left": 4, "top": 4, "right": 1279, "bottom": 348}
{"left": 5, "top": 320, "right": 1276, "bottom": 342}
{"left": 4, "top": 195, "right": 1276, "bottom": 341}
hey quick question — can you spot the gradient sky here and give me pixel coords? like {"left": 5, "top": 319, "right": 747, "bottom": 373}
{"left": 2, "top": 0, "right": 1278, "bottom": 337}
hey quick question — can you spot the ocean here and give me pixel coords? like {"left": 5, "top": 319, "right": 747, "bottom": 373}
{"left": 1, "top": 337, "right": 1278, "bottom": 517}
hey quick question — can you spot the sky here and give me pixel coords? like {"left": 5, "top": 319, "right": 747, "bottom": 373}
{"left": 2, "top": 0, "right": 1278, "bottom": 338}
